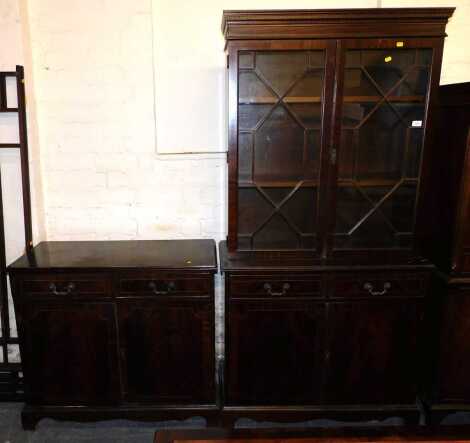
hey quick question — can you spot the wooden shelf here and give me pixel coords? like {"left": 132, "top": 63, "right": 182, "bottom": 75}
{"left": 344, "top": 95, "right": 424, "bottom": 103}
{"left": 239, "top": 95, "right": 424, "bottom": 105}
{"left": 0, "top": 109, "right": 18, "bottom": 113}
{"left": 238, "top": 178, "right": 418, "bottom": 188}
{"left": 239, "top": 96, "right": 322, "bottom": 104}
{"left": 239, "top": 180, "right": 318, "bottom": 188}
{"left": 338, "top": 178, "right": 418, "bottom": 186}
{"left": 0, "top": 143, "right": 20, "bottom": 149}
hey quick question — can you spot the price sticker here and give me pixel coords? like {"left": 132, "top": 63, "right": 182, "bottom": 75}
{"left": 384, "top": 56, "right": 392, "bottom": 63}
{"left": 412, "top": 120, "right": 423, "bottom": 127}
{"left": 396, "top": 41, "right": 404, "bottom": 47}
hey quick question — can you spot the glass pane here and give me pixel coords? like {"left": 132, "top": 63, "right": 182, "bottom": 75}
{"left": 256, "top": 52, "right": 309, "bottom": 96}
{"left": 254, "top": 105, "right": 304, "bottom": 182}
{"left": 334, "top": 47, "right": 431, "bottom": 250}
{"left": 238, "top": 132, "right": 253, "bottom": 183}
{"left": 237, "top": 49, "right": 325, "bottom": 251}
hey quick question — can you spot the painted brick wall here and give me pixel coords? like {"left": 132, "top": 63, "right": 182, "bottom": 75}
{"left": 26, "top": 0, "right": 227, "bottom": 242}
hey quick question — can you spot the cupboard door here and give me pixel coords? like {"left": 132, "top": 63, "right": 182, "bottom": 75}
{"left": 226, "top": 300, "right": 326, "bottom": 405}
{"left": 435, "top": 287, "right": 470, "bottom": 403}
{"left": 325, "top": 299, "right": 423, "bottom": 405}
{"left": 118, "top": 299, "right": 214, "bottom": 404}
{"left": 232, "top": 41, "right": 333, "bottom": 252}
{"left": 332, "top": 40, "right": 435, "bottom": 251}
{"left": 19, "top": 301, "right": 120, "bottom": 405}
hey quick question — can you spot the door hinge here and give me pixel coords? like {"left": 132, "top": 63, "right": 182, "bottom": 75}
{"left": 226, "top": 55, "right": 229, "bottom": 69}
{"left": 330, "top": 148, "right": 337, "bottom": 165}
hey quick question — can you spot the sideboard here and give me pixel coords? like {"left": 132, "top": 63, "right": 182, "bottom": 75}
{"left": 8, "top": 240, "right": 218, "bottom": 429}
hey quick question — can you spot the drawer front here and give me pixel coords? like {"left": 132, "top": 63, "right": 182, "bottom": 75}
{"left": 328, "top": 271, "right": 429, "bottom": 299}
{"left": 229, "top": 274, "right": 322, "bottom": 298}
{"left": 118, "top": 272, "right": 211, "bottom": 296}
{"left": 19, "top": 273, "right": 111, "bottom": 298}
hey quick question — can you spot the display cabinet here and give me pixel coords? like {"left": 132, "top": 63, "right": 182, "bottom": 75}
{"left": 224, "top": 8, "right": 453, "bottom": 262}
{"left": 221, "top": 8, "right": 454, "bottom": 426}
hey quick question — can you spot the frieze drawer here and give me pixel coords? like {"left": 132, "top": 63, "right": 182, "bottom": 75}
{"left": 19, "top": 273, "right": 111, "bottom": 298}
{"left": 229, "top": 274, "right": 322, "bottom": 298}
{"left": 118, "top": 272, "right": 211, "bottom": 296}
{"left": 328, "top": 272, "right": 430, "bottom": 299}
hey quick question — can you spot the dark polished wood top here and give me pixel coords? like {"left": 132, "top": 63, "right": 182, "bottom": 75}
{"left": 8, "top": 240, "right": 217, "bottom": 272}
{"left": 221, "top": 8, "right": 455, "bottom": 40}
{"left": 440, "top": 82, "right": 470, "bottom": 107}
{"left": 219, "top": 241, "right": 433, "bottom": 272}
{"left": 155, "top": 426, "right": 470, "bottom": 443}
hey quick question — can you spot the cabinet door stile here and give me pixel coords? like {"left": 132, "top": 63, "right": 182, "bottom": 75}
{"left": 324, "top": 39, "right": 346, "bottom": 259}
{"left": 317, "top": 39, "right": 339, "bottom": 260}
{"left": 227, "top": 43, "right": 239, "bottom": 251}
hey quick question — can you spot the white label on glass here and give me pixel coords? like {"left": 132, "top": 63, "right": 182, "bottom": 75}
{"left": 412, "top": 120, "right": 423, "bottom": 127}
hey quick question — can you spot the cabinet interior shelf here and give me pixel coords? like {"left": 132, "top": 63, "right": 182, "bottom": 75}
{"left": 0, "top": 109, "right": 18, "bottom": 113}
{"left": 238, "top": 178, "right": 418, "bottom": 188}
{"left": 239, "top": 96, "right": 424, "bottom": 105}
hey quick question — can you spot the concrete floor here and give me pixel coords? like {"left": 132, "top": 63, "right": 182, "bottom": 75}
{"left": 1, "top": 403, "right": 470, "bottom": 443}
{"left": 0, "top": 403, "right": 207, "bottom": 443}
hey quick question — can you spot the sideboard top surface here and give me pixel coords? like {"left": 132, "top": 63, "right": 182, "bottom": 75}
{"left": 8, "top": 240, "right": 217, "bottom": 272}
{"left": 219, "top": 241, "right": 433, "bottom": 272}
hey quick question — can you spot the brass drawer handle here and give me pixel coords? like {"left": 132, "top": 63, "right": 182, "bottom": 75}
{"left": 148, "top": 281, "right": 176, "bottom": 295}
{"left": 263, "top": 282, "right": 290, "bottom": 296}
{"left": 364, "top": 282, "right": 391, "bottom": 296}
{"left": 48, "top": 282, "right": 76, "bottom": 296}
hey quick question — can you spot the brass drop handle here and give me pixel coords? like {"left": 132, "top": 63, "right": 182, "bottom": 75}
{"left": 263, "top": 282, "right": 290, "bottom": 296}
{"left": 49, "top": 282, "right": 76, "bottom": 296}
{"left": 364, "top": 282, "right": 391, "bottom": 296}
{"left": 148, "top": 281, "right": 176, "bottom": 295}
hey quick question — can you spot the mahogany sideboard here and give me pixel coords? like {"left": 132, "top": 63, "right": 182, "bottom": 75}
{"left": 7, "top": 240, "right": 218, "bottom": 429}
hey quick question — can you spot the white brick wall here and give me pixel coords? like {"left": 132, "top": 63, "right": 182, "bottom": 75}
{"left": 25, "top": 0, "right": 228, "bottom": 242}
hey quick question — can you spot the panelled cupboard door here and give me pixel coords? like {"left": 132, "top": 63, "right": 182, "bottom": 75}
{"left": 118, "top": 299, "right": 214, "bottom": 404}
{"left": 226, "top": 300, "right": 326, "bottom": 405}
{"left": 331, "top": 38, "right": 441, "bottom": 253}
{"left": 435, "top": 287, "right": 470, "bottom": 403}
{"left": 229, "top": 40, "right": 335, "bottom": 252}
{"left": 19, "top": 301, "right": 120, "bottom": 405}
{"left": 325, "top": 299, "right": 423, "bottom": 405}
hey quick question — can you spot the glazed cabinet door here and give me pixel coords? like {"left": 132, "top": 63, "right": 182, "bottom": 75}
{"left": 118, "top": 298, "right": 215, "bottom": 404}
{"left": 325, "top": 299, "right": 424, "bottom": 405}
{"left": 329, "top": 39, "right": 441, "bottom": 256}
{"left": 18, "top": 301, "right": 120, "bottom": 405}
{"left": 226, "top": 299, "right": 326, "bottom": 405}
{"left": 228, "top": 40, "right": 335, "bottom": 252}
